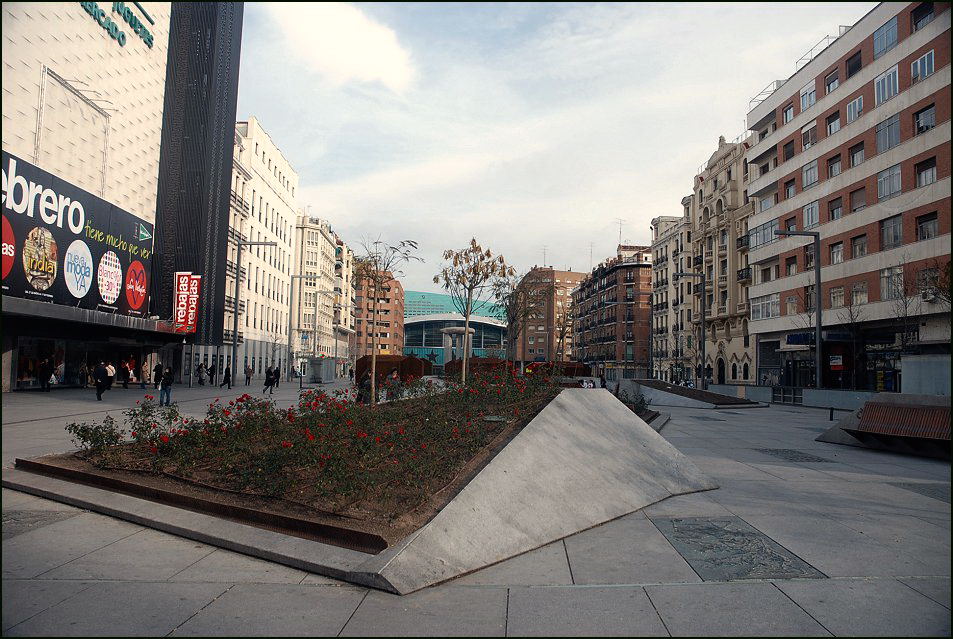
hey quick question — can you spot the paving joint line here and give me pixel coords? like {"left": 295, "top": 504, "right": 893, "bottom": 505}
{"left": 31, "top": 524, "right": 148, "bottom": 580}
{"left": 644, "top": 515, "right": 705, "bottom": 583}
{"left": 503, "top": 587, "right": 510, "bottom": 636}
{"left": 770, "top": 581, "right": 835, "bottom": 636}
{"left": 561, "top": 539, "right": 575, "bottom": 585}
{"left": 336, "top": 588, "right": 369, "bottom": 637}
{"left": 894, "top": 576, "right": 953, "bottom": 610}
{"left": 164, "top": 583, "right": 235, "bottom": 636}
{"left": 2, "top": 580, "right": 99, "bottom": 634}
{"left": 163, "top": 546, "right": 219, "bottom": 582}
{"left": 641, "top": 586, "right": 672, "bottom": 637}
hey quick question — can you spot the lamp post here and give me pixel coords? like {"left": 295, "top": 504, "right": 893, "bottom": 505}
{"left": 231, "top": 240, "right": 277, "bottom": 383}
{"left": 673, "top": 271, "right": 707, "bottom": 390}
{"left": 775, "top": 229, "right": 822, "bottom": 389}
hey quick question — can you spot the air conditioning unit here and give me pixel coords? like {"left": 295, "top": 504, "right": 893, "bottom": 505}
{"left": 920, "top": 289, "right": 937, "bottom": 303}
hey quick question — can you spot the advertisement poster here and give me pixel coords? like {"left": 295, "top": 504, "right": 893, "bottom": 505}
{"left": 1, "top": 150, "right": 154, "bottom": 317}
{"left": 173, "top": 271, "right": 201, "bottom": 333}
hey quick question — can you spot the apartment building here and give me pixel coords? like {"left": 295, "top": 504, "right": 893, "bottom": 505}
{"left": 691, "top": 136, "right": 757, "bottom": 386}
{"left": 355, "top": 272, "right": 405, "bottom": 357}
{"left": 743, "top": 2, "right": 950, "bottom": 391}
{"left": 514, "top": 267, "right": 586, "bottom": 364}
{"left": 291, "top": 215, "right": 356, "bottom": 377}
{"left": 650, "top": 210, "right": 694, "bottom": 383}
{"left": 572, "top": 247, "right": 653, "bottom": 381}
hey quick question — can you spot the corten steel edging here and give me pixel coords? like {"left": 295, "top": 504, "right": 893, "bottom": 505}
{"left": 14, "top": 458, "right": 388, "bottom": 554}
{"left": 855, "top": 403, "right": 951, "bottom": 440}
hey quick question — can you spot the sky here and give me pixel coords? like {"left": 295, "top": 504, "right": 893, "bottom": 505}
{"left": 236, "top": 2, "right": 877, "bottom": 292}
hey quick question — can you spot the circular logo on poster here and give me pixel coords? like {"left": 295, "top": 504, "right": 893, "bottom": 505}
{"left": 125, "top": 260, "right": 147, "bottom": 310}
{"left": 64, "top": 240, "right": 94, "bottom": 299}
{"left": 97, "top": 250, "right": 122, "bottom": 304}
{"left": 22, "top": 227, "right": 58, "bottom": 291}
{"left": 2, "top": 215, "right": 15, "bottom": 280}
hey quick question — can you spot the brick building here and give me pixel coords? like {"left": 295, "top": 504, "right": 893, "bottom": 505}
{"left": 514, "top": 267, "right": 586, "bottom": 364}
{"left": 355, "top": 272, "right": 405, "bottom": 357}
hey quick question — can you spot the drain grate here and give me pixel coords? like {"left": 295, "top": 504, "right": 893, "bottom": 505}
{"left": 753, "top": 448, "right": 834, "bottom": 463}
{"left": 653, "top": 516, "right": 826, "bottom": 581}
{"left": 888, "top": 482, "right": 951, "bottom": 504}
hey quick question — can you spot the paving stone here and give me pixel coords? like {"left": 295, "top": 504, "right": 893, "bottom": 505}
{"left": 168, "top": 548, "right": 312, "bottom": 584}
{"left": 777, "top": 578, "right": 951, "bottom": 636}
{"left": 4, "top": 581, "right": 230, "bottom": 636}
{"left": 743, "top": 462, "right": 840, "bottom": 482}
{"left": 564, "top": 512, "right": 701, "bottom": 585}
{"left": 642, "top": 491, "right": 733, "bottom": 519}
{"left": 753, "top": 449, "right": 834, "bottom": 463}
{"left": 2, "top": 510, "right": 81, "bottom": 540}
{"left": 645, "top": 582, "right": 830, "bottom": 636}
{"left": 1, "top": 580, "right": 94, "bottom": 632}
{"left": 1, "top": 489, "right": 81, "bottom": 513}
{"left": 652, "top": 516, "right": 825, "bottom": 581}
{"left": 172, "top": 583, "right": 367, "bottom": 636}
{"left": 898, "top": 577, "right": 952, "bottom": 610}
{"left": 340, "top": 586, "right": 507, "bottom": 636}
{"left": 454, "top": 540, "right": 572, "bottom": 586}
{"left": 889, "top": 482, "right": 951, "bottom": 504}
{"left": 506, "top": 586, "right": 667, "bottom": 636}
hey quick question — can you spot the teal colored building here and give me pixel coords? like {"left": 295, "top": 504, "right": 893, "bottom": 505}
{"left": 404, "top": 291, "right": 503, "bottom": 320}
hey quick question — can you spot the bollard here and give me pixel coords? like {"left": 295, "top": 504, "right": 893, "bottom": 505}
{"left": 829, "top": 407, "right": 834, "bottom": 421}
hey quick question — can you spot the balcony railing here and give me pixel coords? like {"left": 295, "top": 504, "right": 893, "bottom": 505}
{"left": 693, "top": 255, "right": 703, "bottom": 266}
{"left": 223, "top": 329, "right": 245, "bottom": 345}
{"left": 736, "top": 235, "right": 749, "bottom": 251}
{"left": 230, "top": 190, "right": 250, "bottom": 216}
{"left": 717, "top": 305, "right": 727, "bottom": 315}
{"left": 737, "top": 267, "right": 752, "bottom": 282}
{"left": 718, "top": 274, "right": 727, "bottom": 286}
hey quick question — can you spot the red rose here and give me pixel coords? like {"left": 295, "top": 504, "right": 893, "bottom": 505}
{"left": 159, "top": 434, "right": 169, "bottom": 444}
{"left": 281, "top": 440, "right": 293, "bottom": 448}
{"left": 131, "top": 431, "right": 138, "bottom": 438}
{"left": 149, "top": 445, "right": 158, "bottom": 454}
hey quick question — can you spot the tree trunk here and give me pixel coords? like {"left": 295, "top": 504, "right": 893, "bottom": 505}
{"left": 370, "top": 278, "right": 379, "bottom": 405}
{"left": 462, "top": 292, "right": 473, "bottom": 383}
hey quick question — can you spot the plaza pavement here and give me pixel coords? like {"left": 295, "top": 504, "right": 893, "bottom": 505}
{"left": 1, "top": 386, "right": 950, "bottom": 636}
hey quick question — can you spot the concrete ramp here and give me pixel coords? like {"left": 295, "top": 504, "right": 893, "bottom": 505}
{"left": 618, "top": 379, "right": 763, "bottom": 409}
{"left": 349, "top": 388, "right": 717, "bottom": 593}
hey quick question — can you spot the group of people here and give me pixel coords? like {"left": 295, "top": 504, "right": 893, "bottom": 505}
{"left": 355, "top": 369, "right": 401, "bottom": 404}
{"left": 87, "top": 361, "right": 174, "bottom": 404}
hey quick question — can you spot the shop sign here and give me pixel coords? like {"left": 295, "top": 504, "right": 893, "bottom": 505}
{"left": 78, "top": 1, "right": 155, "bottom": 49}
{"left": 786, "top": 332, "right": 815, "bottom": 345}
{"left": 173, "top": 272, "right": 201, "bottom": 333}
{"left": 1, "top": 151, "right": 153, "bottom": 317}
{"left": 829, "top": 355, "right": 844, "bottom": 370}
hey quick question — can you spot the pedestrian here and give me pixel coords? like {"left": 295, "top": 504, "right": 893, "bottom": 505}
{"left": 93, "top": 361, "right": 108, "bottom": 401}
{"left": 357, "top": 372, "right": 371, "bottom": 405}
{"left": 105, "top": 361, "right": 116, "bottom": 389}
{"left": 599, "top": 374, "right": 606, "bottom": 389}
{"left": 79, "top": 361, "right": 89, "bottom": 389}
{"left": 196, "top": 362, "right": 206, "bottom": 386}
{"left": 208, "top": 363, "right": 217, "bottom": 385}
{"left": 119, "top": 360, "right": 130, "bottom": 389}
{"left": 244, "top": 364, "right": 253, "bottom": 386}
{"left": 348, "top": 368, "right": 354, "bottom": 382}
{"left": 387, "top": 369, "right": 401, "bottom": 401}
{"left": 159, "top": 367, "right": 174, "bottom": 406}
{"left": 153, "top": 362, "right": 163, "bottom": 389}
{"left": 140, "top": 362, "right": 149, "bottom": 390}
{"left": 220, "top": 365, "right": 232, "bottom": 389}
{"left": 263, "top": 366, "right": 274, "bottom": 395}
{"left": 273, "top": 361, "right": 280, "bottom": 389}
{"left": 38, "top": 358, "right": 53, "bottom": 392}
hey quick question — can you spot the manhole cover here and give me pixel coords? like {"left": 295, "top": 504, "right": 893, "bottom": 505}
{"left": 653, "top": 516, "right": 826, "bottom": 581}
{"left": 753, "top": 448, "right": 833, "bottom": 463}
{"left": 888, "top": 482, "right": 951, "bottom": 503}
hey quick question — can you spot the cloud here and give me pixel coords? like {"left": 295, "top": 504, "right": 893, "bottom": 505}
{"left": 261, "top": 2, "right": 415, "bottom": 93}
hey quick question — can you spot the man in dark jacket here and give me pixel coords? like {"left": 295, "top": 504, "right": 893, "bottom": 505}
{"left": 153, "top": 362, "right": 163, "bottom": 389}
{"left": 38, "top": 358, "right": 53, "bottom": 392}
{"left": 93, "top": 362, "right": 109, "bottom": 401}
{"left": 159, "top": 367, "right": 174, "bottom": 406}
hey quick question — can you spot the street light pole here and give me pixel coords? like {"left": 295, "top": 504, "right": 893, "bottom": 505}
{"left": 674, "top": 271, "right": 707, "bottom": 390}
{"left": 775, "top": 229, "right": 822, "bottom": 389}
{"left": 231, "top": 240, "right": 277, "bottom": 384}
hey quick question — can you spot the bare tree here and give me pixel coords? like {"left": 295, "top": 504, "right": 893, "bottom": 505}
{"left": 836, "top": 296, "right": 866, "bottom": 390}
{"left": 554, "top": 294, "right": 575, "bottom": 363}
{"left": 357, "top": 238, "right": 421, "bottom": 405}
{"left": 492, "top": 270, "right": 554, "bottom": 363}
{"left": 888, "top": 256, "right": 923, "bottom": 355}
{"left": 434, "top": 239, "right": 512, "bottom": 383}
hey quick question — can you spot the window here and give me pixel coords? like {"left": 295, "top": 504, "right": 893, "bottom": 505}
{"left": 829, "top": 197, "right": 843, "bottom": 221}
{"left": 785, "top": 179, "right": 796, "bottom": 199}
{"left": 874, "top": 66, "right": 898, "bottom": 105}
{"left": 786, "top": 257, "right": 797, "bottom": 276}
{"left": 876, "top": 114, "right": 900, "bottom": 153}
{"left": 852, "top": 282, "right": 868, "bottom": 305}
{"left": 880, "top": 266, "right": 904, "bottom": 300}
{"left": 783, "top": 141, "right": 795, "bottom": 161}
{"left": 761, "top": 267, "right": 772, "bottom": 283}
{"left": 786, "top": 296, "right": 798, "bottom": 315}
{"left": 827, "top": 155, "right": 841, "bottom": 178}
{"left": 912, "top": 3, "right": 935, "bottom": 31}
{"left": 803, "top": 201, "right": 819, "bottom": 228}
{"left": 915, "top": 157, "right": 936, "bottom": 187}
{"left": 849, "top": 143, "right": 864, "bottom": 167}
{"left": 881, "top": 214, "right": 903, "bottom": 248}
{"left": 800, "top": 82, "right": 816, "bottom": 111}
{"left": 917, "top": 266, "right": 939, "bottom": 293}
{"left": 802, "top": 160, "right": 818, "bottom": 188}
{"left": 847, "top": 95, "right": 863, "bottom": 123}
{"left": 825, "top": 70, "right": 839, "bottom": 94}
{"left": 830, "top": 286, "right": 845, "bottom": 308}
{"left": 846, "top": 51, "right": 863, "bottom": 78}
{"left": 830, "top": 242, "right": 844, "bottom": 265}
{"left": 759, "top": 195, "right": 775, "bottom": 213}
{"left": 914, "top": 104, "right": 936, "bottom": 134}
{"left": 802, "top": 124, "right": 817, "bottom": 149}
{"left": 785, "top": 217, "right": 797, "bottom": 232}
{"left": 873, "top": 17, "right": 897, "bottom": 59}
{"left": 805, "top": 285, "right": 817, "bottom": 311}
{"left": 783, "top": 104, "right": 794, "bottom": 124}
{"left": 751, "top": 293, "right": 780, "bottom": 320}
{"left": 912, "top": 50, "right": 935, "bottom": 83}
{"left": 877, "top": 164, "right": 902, "bottom": 200}
{"left": 851, "top": 235, "right": 868, "bottom": 258}
{"left": 804, "top": 244, "right": 815, "bottom": 269}
{"left": 916, "top": 212, "right": 938, "bottom": 240}
{"left": 749, "top": 219, "right": 779, "bottom": 249}
{"left": 826, "top": 112, "right": 840, "bottom": 136}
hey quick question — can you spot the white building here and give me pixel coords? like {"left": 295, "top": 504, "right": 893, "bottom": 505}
{"left": 650, "top": 209, "right": 694, "bottom": 383}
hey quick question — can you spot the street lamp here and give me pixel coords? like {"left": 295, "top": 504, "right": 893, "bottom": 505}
{"left": 231, "top": 240, "right": 278, "bottom": 383}
{"left": 775, "top": 229, "right": 822, "bottom": 389}
{"left": 673, "top": 271, "right": 707, "bottom": 390}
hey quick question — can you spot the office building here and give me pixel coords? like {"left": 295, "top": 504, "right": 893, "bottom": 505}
{"left": 355, "top": 272, "right": 405, "bottom": 357}
{"left": 514, "top": 267, "right": 586, "bottom": 364}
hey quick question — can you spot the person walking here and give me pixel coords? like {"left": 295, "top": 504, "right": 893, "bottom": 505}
{"left": 119, "top": 360, "right": 130, "bottom": 389}
{"left": 93, "top": 361, "right": 109, "bottom": 401}
{"left": 208, "top": 363, "right": 217, "bottom": 386}
{"left": 159, "top": 367, "right": 174, "bottom": 406}
{"left": 139, "top": 362, "right": 149, "bottom": 390}
{"left": 244, "top": 364, "right": 253, "bottom": 386}
{"left": 105, "top": 361, "right": 116, "bottom": 389}
{"left": 38, "top": 358, "right": 53, "bottom": 392}
{"left": 348, "top": 368, "right": 354, "bottom": 382}
{"left": 153, "top": 362, "right": 163, "bottom": 389}
{"left": 196, "top": 362, "right": 206, "bottom": 386}
{"left": 219, "top": 365, "right": 232, "bottom": 389}
{"left": 263, "top": 366, "right": 274, "bottom": 395}
{"left": 79, "top": 361, "right": 89, "bottom": 389}
{"left": 599, "top": 373, "right": 606, "bottom": 389}
{"left": 273, "top": 361, "right": 280, "bottom": 389}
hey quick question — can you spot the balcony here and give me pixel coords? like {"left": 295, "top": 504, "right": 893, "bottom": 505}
{"left": 737, "top": 301, "right": 750, "bottom": 313}
{"left": 227, "top": 227, "right": 248, "bottom": 245}
{"left": 656, "top": 350, "right": 669, "bottom": 359}
{"left": 718, "top": 274, "right": 727, "bottom": 287}
{"left": 230, "top": 190, "right": 250, "bottom": 217}
{"left": 223, "top": 297, "right": 247, "bottom": 314}
{"left": 692, "top": 255, "right": 703, "bottom": 267}
{"left": 222, "top": 329, "right": 244, "bottom": 345}
{"left": 718, "top": 243, "right": 728, "bottom": 257}
{"left": 737, "top": 267, "right": 752, "bottom": 282}
{"left": 736, "top": 235, "right": 749, "bottom": 251}
{"left": 224, "top": 260, "right": 247, "bottom": 282}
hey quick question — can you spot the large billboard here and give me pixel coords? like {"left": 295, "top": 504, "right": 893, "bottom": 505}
{"left": 1, "top": 151, "right": 154, "bottom": 317}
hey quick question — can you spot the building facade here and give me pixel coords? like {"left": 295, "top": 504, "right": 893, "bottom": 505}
{"left": 2, "top": 1, "right": 178, "bottom": 391}
{"left": 691, "top": 136, "right": 757, "bottom": 386}
{"left": 514, "top": 267, "right": 586, "bottom": 364}
{"left": 404, "top": 290, "right": 502, "bottom": 319}
{"left": 744, "top": 1, "right": 950, "bottom": 391}
{"left": 404, "top": 314, "right": 507, "bottom": 372}
{"left": 650, "top": 211, "right": 695, "bottom": 383}
{"left": 355, "top": 272, "right": 405, "bottom": 357}
{"left": 572, "top": 247, "right": 653, "bottom": 381}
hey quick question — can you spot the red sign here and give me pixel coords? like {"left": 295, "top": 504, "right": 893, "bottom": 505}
{"left": 124, "top": 260, "right": 148, "bottom": 310}
{"left": 186, "top": 273, "right": 202, "bottom": 333}
{"left": 1, "top": 215, "right": 14, "bottom": 280}
{"left": 173, "top": 271, "right": 199, "bottom": 333}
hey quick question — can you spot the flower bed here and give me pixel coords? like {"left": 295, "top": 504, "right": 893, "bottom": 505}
{"left": 58, "top": 369, "right": 561, "bottom": 542}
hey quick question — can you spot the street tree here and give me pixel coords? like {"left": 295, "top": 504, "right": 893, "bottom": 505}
{"left": 492, "top": 270, "right": 554, "bottom": 363}
{"left": 434, "top": 238, "right": 513, "bottom": 383}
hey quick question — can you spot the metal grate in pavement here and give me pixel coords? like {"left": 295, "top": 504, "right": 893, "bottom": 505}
{"left": 888, "top": 482, "right": 951, "bottom": 503}
{"left": 653, "top": 516, "right": 826, "bottom": 581}
{"left": 752, "top": 448, "right": 834, "bottom": 463}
